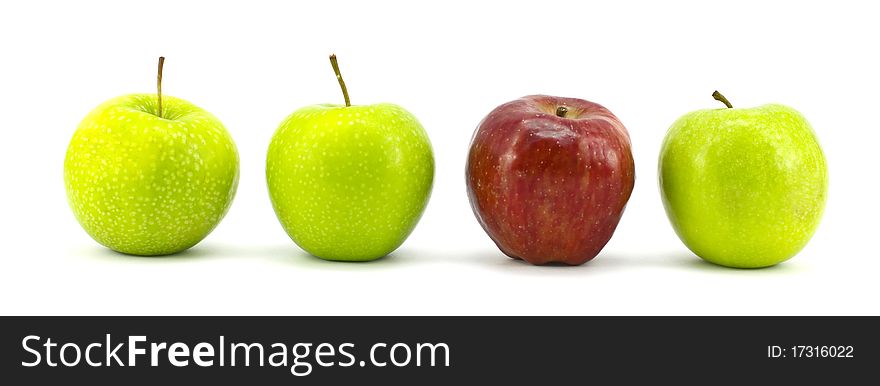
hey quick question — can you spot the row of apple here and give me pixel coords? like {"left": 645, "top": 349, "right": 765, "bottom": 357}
{"left": 64, "top": 56, "right": 827, "bottom": 269}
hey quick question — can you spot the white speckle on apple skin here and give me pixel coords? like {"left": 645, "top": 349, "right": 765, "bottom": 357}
{"left": 266, "top": 103, "right": 434, "bottom": 261}
{"left": 64, "top": 94, "right": 240, "bottom": 256}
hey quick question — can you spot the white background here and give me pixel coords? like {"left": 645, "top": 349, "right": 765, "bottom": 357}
{"left": 1, "top": 0, "right": 877, "bottom": 315}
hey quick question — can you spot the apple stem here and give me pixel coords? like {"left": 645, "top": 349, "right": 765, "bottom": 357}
{"left": 556, "top": 106, "right": 569, "bottom": 118}
{"left": 712, "top": 90, "right": 733, "bottom": 109}
{"left": 157, "top": 56, "right": 165, "bottom": 118}
{"left": 329, "top": 54, "right": 351, "bottom": 107}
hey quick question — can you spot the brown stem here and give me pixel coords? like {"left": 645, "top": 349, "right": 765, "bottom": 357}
{"left": 329, "top": 54, "right": 351, "bottom": 107}
{"left": 712, "top": 90, "right": 733, "bottom": 109}
{"left": 157, "top": 57, "right": 165, "bottom": 117}
{"left": 556, "top": 106, "right": 569, "bottom": 118}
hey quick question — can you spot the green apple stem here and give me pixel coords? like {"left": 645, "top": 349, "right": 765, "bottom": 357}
{"left": 712, "top": 90, "right": 733, "bottom": 109}
{"left": 329, "top": 54, "right": 351, "bottom": 107}
{"left": 556, "top": 106, "right": 569, "bottom": 118}
{"left": 157, "top": 56, "right": 165, "bottom": 118}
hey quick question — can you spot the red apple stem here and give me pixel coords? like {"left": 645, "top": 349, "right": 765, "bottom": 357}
{"left": 329, "top": 54, "right": 351, "bottom": 107}
{"left": 157, "top": 56, "right": 165, "bottom": 117}
{"left": 712, "top": 90, "right": 733, "bottom": 109}
{"left": 556, "top": 106, "right": 569, "bottom": 118}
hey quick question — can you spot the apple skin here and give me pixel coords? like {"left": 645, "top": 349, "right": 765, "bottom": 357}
{"left": 466, "top": 95, "right": 635, "bottom": 265}
{"left": 266, "top": 103, "right": 434, "bottom": 261}
{"left": 659, "top": 103, "right": 827, "bottom": 268}
{"left": 64, "top": 94, "right": 239, "bottom": 256}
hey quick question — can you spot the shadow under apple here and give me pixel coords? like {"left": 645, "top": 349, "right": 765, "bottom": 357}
{"left": 74, "top": 243, "right": 807, "bottom": 275}
{"left": 78, "top": 245, "right": 213, "bottom": 262}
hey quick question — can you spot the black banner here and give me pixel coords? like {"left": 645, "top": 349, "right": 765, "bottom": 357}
{"left": 1, "top": 317, "right": 875, "bottom": 383}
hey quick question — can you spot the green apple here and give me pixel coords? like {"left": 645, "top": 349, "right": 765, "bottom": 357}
{"left": 64, "top": 57, "right": 239, "bottom": 256}
{"left": 266, "top": 55, "right": 434, "bottom": 261}
{"left": 659, "top": 91, "right": 827, "bottom": 268}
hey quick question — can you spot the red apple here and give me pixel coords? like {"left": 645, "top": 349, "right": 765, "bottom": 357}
{"left": 466, "top": 95, "right": 635, "bottom": 265}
